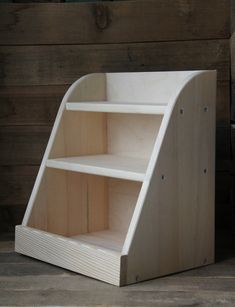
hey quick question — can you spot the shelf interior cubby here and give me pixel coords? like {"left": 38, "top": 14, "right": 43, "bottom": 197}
{"left": 28, "top": 168, "right": 142, "bottom": 253}
{"left": 27, "top": 110, "right": 162, "bottom": 252}
{"left": 47, "top": 110, "right": 163, "bottom": 181}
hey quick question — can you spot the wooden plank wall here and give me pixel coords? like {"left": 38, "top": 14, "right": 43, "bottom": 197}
{"left": 232, "top": 0, "right": 235, "bottom": 121}
{"left": 231, "top": 0, "right": 235, "bottom": 232}
{"left": 0, "top": 0, "right": 231, "bottom": 232}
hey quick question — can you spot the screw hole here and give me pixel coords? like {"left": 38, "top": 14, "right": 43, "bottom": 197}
{"left": 204, "top": 106, "right": 208, "bottom": 112}
{"left": 135, "top": 275, "right": 139, "bottom": 282}
{"left": 161, "top": 175, "right": 165, "bottom": 180}
{"left": 180, "top": 108, "right": 184, "bottom": 115}
{"left": 204, "top": 169, "right": 207, "bottom": 174}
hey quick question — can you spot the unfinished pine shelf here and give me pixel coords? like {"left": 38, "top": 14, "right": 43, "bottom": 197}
{"left": 15, "top": 71, "right": 216, "bottom": 286}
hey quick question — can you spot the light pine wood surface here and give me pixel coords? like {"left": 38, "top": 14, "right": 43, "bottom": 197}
{"left": 46, "top": 155, "right": 147, "bottom": 182}
{"left": 123, "top": 71, "right": 216, "bottom": 285}
{"left": 16, "top": 71, "right": 216, "bottom": 286}
{"left": 66, "top": 102, "right": 166, "bottom": 114}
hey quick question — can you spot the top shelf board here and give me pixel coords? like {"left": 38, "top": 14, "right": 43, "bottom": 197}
{"left": 66, "top": 101, "right": 166, "bottom": 114}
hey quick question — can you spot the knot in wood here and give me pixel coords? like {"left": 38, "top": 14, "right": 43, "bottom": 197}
{"left": 94, "top": 4, "right": 110, "bottom": 30}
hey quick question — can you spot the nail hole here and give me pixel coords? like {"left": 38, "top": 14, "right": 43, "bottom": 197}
{"left": 204, "top": 106, "right": 208, "bottom": 112}
{"left": 135, "top": 275, "right": 139, "bottom": 282}
{"left": 204, "top": 169, "right": 207, "bottom": 174}
{"left": 180, "top": 108, "right": 184, "bottom": 115}
{"left": 161, "top": 175, "right": 165, "bottom": 180}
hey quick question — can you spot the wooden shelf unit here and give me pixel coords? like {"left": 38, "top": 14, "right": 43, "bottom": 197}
{"left": 15, "top": 71, "right": 216, "bottom": 286}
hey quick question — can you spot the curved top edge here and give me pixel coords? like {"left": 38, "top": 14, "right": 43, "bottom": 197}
{"left": 64, "top": 71, "right": 216, "bottom": 105}
{"left": 121, "top": 70, "right": 216, "bottom": 255}
{"left": 167, "top": 70, "right": 216, "bottom": 109}
{"left": 62, "top": 73, "right": 105, "bottom": 103}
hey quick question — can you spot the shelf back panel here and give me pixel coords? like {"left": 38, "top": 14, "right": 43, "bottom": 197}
{"left": 28, "top": 170, "right": 109, "bottom": 237}
{"left": 107, "top": 113, "right": 162, "bottom": 159}
{"left": 49, "top": 111, "right": 162, "bottom": 161}
{"left": 28, "top": 170, "right": 141, "bottom": 242}
{"left": 106, "top": 72, "right": 195, "bottom": 103}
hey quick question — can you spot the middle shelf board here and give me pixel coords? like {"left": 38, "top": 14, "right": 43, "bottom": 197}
{"left": 46, "top": 154, "right": 148, "bottom": 181}
{"left": 66, "top": 101, "right": 166, "bottom": 114}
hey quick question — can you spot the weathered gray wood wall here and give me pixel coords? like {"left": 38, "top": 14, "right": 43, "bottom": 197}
{"left": 232, "top": 0, "right": 235, "bottom": 119}
{"left": 231, "top": 0, "right": 235, "bottom": 232}
{"left": 0, "top": 0, "right": 231, "bottom": 232}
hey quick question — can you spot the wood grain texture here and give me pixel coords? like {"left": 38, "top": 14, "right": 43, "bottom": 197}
{"left": 23, "top": 75, "right": 108, "bottom": 236}
{"left": 216, "top": 126, "right": 231, "bottom": 160}
{"left": 0, "top": 0, "right": 231, "bottom": 236}
{"left": 107, "top": 113, "right": 162, "bottom": 159}
{"left": 47, "top": 155, "right": 147, "bottom": 182}
{"left": 0, "top": 77, "right": 230, "bottom": 234}
{"left": 86, "top": 175, "right": 108, "bottom": 233}
{"left": 15, "top": 71, "right": 217, "bottom": 285}
{"left": 0, "top": 125, "right": 51, "bottom": 165}
{"left": 216, "top": 81, "right": 230, "bottom": 125}
{"left": 123, "top": 72, "right": 216, "bottom": 285}
{"left": 0, "top": 1, "right": 229, "bottom": 45}
{"left": 1, "top": 282, "right": 235, "bottom": 306}
{"left": 66, "top": 102, "right": 166, "bottom": 114}
{"left": 64, "top": 111, "right": 107, "bottom": 157}
{"left": 232, "top": 0, "right": 235, "bottom": 33}
{"left": 72, "top": 230, "right": 125, "bottom": 253}
{"left": 28, "top": 171, "right": 109, "bottom": 236}
{"left": 0, "top": 85, "right": 68, "bottom": 126}
{"left": 0, "top": 124, "right": 229, "bottom": 167}
{"left": 108, "top": 179, "right": 141, "bottom": 235}
{"left": 232, "top": 125, "right": 235, "bottom": 160}
{"left": 27, "top": 170, "right": 140, "bottom": 240}
{"left": 0, "top": 81, "right": 229, "bottom": 127}
{"left": 231, "top": 0, "right": 235, "bottom": 120}
{"left": 0, "top": 165, "right": 38, "bottom": 206}
{"left": 231, "top": 32, "right": 235, "bottom": 121}
{"left": 67, "top": 79, "right": 230, "bottom": 124}
{"left": 0, "top": 39, "right": 229, "bottom": 86}
{"left": 106, "top": 72, "right": 194, "bottom": 103}
{"left": 0, "top": 205, "right": 26, "bottom": 233}
{"left": 22, "top": 74, "right": 107, "bottom": 226}
{"left": 15, "top": 225, "right": 121, "bottom": 286}
{"left": 13, "top": 0, "right": 63, "bottom": 3}
{"left": 232, "top": 81, "right": 235, "bottom": 121}
{"left": 3, "top": 229, "right": 235, "bottom": 305}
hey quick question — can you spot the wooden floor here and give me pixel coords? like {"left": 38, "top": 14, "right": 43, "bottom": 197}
{"left": 1, "top": 231, "right": 235, "bottom": 306}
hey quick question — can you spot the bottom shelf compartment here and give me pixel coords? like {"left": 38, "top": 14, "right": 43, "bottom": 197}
{"left": 71, "top": 229, "right": 125, "bottom": 252}
{"left": 27, "top": 168, "right": 142, "bottom": 253}
{"left": 15, "top": 225, "right": 122, "bottom": 285}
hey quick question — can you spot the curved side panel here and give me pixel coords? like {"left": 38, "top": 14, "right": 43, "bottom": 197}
{"left": 123, "top": 71, "right": 216, "bottom": 285}
{"left": 22, "top": 73, "right": 106, "bottom": 226}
